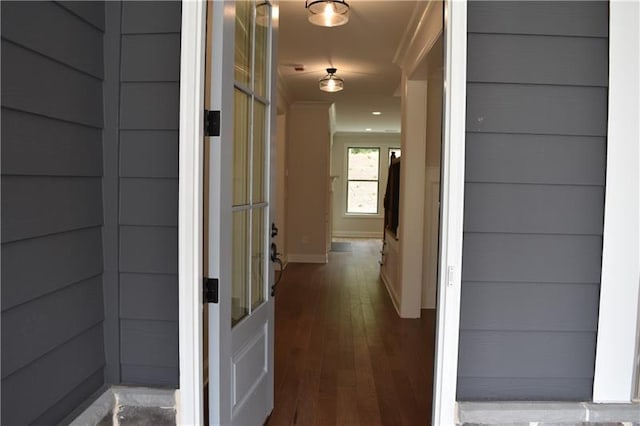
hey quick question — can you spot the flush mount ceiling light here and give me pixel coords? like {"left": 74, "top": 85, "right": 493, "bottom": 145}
{"left": 319, "top": 68, "right": 344, "bottom": 92}
{"left": 305, "top": 0, "right": 350, "bottom": 27}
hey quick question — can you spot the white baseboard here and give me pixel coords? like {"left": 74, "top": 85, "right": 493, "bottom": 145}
{"left": 380, "top": 270, "right": 401, "bottom": 316}
{"left": 332, "top": 230, "right": 383, "bottom": 239}
{"left": 287, "top": 253, "right": 328, "bottom": 263}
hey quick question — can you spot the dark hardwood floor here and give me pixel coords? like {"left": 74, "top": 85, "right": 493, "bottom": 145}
{"left": 268, "top": 239, "right": 436, "bottom": 426}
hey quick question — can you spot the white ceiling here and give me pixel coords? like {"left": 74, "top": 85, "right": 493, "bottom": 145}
{"left": 277, "top": 0, "right": 418, "bottom": 133}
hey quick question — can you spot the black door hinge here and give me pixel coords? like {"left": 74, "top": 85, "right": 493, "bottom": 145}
{"left": 204, "top": 110, "right": 221, "bottom": 137}
{"left": 204, "top": 278, "right": 219, "bottom": 303}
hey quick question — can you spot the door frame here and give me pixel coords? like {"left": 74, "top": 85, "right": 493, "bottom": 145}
{"left": 177, "top": 1, "right": 207, "bottom": 425}
{"left": 178, "top": 0, "right": 640, "bottom": 424}
{"left": 176, "top": 0, "right": 468, "bottom": 423}
{"left": 592, "top": 0, "right": 640, "bottom": 403}
{"left": 432, "top": 0, "right": 467, "bottom": 424}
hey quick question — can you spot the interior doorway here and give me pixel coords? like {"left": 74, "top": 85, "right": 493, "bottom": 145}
{"left": 269, "top": 12, "right": 446, "bottom": 426}
{"left": 178, "top": 1, "right": 469, "bottom": 424}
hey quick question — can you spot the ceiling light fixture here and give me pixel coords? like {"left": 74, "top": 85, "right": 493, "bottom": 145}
{"left": 319, "top": 68, "right": 344, "bottom": 93}
{"left": 305, "top": 0, "right": 350, "bottom": 27}
{"left": 372, "top": 111, "right": 382, "bottom": 115}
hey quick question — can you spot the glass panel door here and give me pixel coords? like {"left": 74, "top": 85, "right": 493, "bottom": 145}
{"left": 232, "top": 0, "right": 271, "bottom": 328}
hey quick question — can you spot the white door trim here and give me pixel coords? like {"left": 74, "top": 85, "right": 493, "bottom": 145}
{"left": 432, "top": 0, "right": 467, "bottom": 424}
{"left": 592, "top": 0, "right": 640, "bottom": 403}
{"left": 177, "top": 0, "right": 206, "bottom": 424}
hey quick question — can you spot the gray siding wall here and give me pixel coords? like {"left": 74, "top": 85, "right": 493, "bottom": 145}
{"left": 458, "top": 1, "right": 608, "bottom": 400}
{"left": 1, "top": 2, "right": 106, "bottom": 424}
{"left": 103, "top": 1, "right": 181, "bottom": 386}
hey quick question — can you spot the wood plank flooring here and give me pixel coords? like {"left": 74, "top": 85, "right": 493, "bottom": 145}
{"left": 267, "top": 239, "right": 436, "bottom": 426}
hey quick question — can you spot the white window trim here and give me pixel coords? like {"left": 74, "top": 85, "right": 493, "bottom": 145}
{"left": 177, "top": 0, "right": 206, "bottom": 424}
{"left": 592, "top": 0, "right": 640, "bottom": 403}
{"left": 344, "top": 146, "right": 382, "bottom": 216}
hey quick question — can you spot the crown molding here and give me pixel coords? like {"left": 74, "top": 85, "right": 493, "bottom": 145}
{"left": 393, "top": 0, "right": 443, "bottom": 77}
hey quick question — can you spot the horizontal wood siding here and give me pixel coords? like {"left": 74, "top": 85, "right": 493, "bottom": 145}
{"left": 105, "top": 1, "right": 181, "bottom": 386}
{"left": 1, "top": 109, "right": 103, "bottom": 177}
{"left": 1, "top": 2, "right": 106, "bottom": 424}
{"left": 458, "top": 1, "right": 608, "bottom": 401}
{"left": 120, "top": 130, "right": 179, "bottom": 178}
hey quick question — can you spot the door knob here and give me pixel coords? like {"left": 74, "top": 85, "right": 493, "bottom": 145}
{"left": 270, "top": 242, "right": 283, "bottom": 296}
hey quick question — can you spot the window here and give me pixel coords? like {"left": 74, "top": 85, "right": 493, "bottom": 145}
{"left": 347, "top": 147, "right": 380, "bottom": 214}
{"left": 388, "top": 148, "right": 401, "bottom": 165}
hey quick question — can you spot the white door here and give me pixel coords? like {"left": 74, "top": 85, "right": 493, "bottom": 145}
{"left": 206, "top": 1, "right": 277, "bottom": 424}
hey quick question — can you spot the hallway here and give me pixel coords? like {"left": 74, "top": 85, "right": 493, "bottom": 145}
{"left": 268, "top": 239, "right": 436, "bottom": 426}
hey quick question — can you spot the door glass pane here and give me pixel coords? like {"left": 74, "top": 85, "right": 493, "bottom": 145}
{"left": 348, "top": 148, "right": 379, "bottom": 180}
{"left": 251, "top": 208, "right": 265, "bottom": 309}
{"left": 252, "top": 101, "right": 266, "bottom": 203}
{"left": 347, "top": 181, "right": 378, "bottom": 213}
{"left": 234, "top": 89, "right": 250, "bottom": 206}
{"left": 234, "top": 0, "right": 252, "bottom": 86}
{"left": 254, "top": 2, "right": 270, "bottom": 97}
{"left": 232, "top": 210, "right": 249, "bottom": 325}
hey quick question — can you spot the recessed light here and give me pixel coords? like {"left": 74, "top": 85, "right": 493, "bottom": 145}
{"left": 365, "top": 128, "right": 372, "bottom": 132}
{"left": 372, "top": 111, "right": 382, "bottom": 115}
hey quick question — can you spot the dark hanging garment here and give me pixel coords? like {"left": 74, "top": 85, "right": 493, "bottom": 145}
{"left": 384, "top": 156, "right": 401, "bottom": 236}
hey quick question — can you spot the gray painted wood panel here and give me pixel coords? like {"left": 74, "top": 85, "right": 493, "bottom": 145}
{"left": 1, "top": 2, "right": 106, "bottom": 422}
{"left": 1, "top": 40, "right": 103, "bottom": 128}
{"left": 467, "top": 1, "right": 608, "bottom": 37}
{"left": 1, "top": 276, "right": 103, "bottom": 378}
{"left": 2, "top": 176, "right": 103, "bottom": 243}
{"left": 119, "top": 131, "right": 179, "bottom": 178}
{"left": 120, "top": 178, "right": 178, "bottom": 226}
{"left": 462, "top": 233, "right": 603, "bottom": 283}
{"left": 457, "top": 377, "right": 593, "bottom": 401}
{"left": 460, "top": 282, "right": 600, "bottom": 332}
{"left": 466, "top": 83, "right": 608, "bottom": 136}
{"left": 121, "top": 34, "right": 180, "bottom": 82}
{"left": 121, "top": 1, "right": 181, "bottom": 34}
{"left": 120, "top": 319, "right": 179, "bottom": 367}
{"left": 119, "top": 82, "right": 180, "bottom": 130}
{"left": 459, "top": 1, "right": 607, "bottom": 401}
{"left": 1, "top": 325, "right": 104, "bottom": 425}
{"left": 465, "top": 133, "right": 606, "bottom": 185}
{"left": 120, "top": 274, "right": 178, "bottom": 321}
{"left": 119, "top": 226, "right": 178, "bottom": 274}
{"left": 1, "top": 1, "right": 104, "bottom": 78}
{"left": 1, "top": 227, "right": 103, "bottom": 311}
{"left": 463, "top": 183, "right": 604, "bottom": 235}
{"left": 107, "top": 0, "right": 181, "bottom": 387}
{"left": 457, "top": 331, "right": 596, "bottom": 378}
{"left": 467, "top": 33, "right": 608, "bottom": 87}
{"left": 1, "top": 108, "right": 103, "bottom": 177}
{"left": 31, "top": 370, "right": 104, "bottom": 426}
{"left": 121, "top": 364, "right": 179, "bottom": 386}
{"left": 102, "top": 0, "right": 122, "bottom": 384}
{"left": 56, "top": 1, "right": 105, "bottom": 31}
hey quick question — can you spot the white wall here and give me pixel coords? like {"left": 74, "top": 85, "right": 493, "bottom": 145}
{"left": 274, "top": 114, "right": 287, "bottom": 262}
{"left": 397, "top": 78, "right": 428, "bottom": 318}
{"left": 421, "top": 36, "right": 444, "bottom": 309}
{"left": 285, "top": 102, "right": 332, "bottom": 263}
{"left": 331, "top": 133, "right": 401, "bottom": 239}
